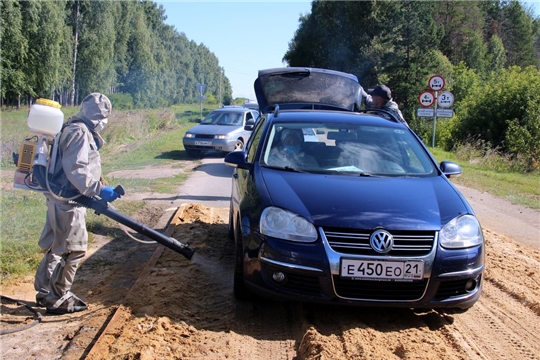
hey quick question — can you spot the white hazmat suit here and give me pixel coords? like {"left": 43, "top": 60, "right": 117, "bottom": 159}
{"left": 34, "top": 93, "right": 119, "bottom": 314}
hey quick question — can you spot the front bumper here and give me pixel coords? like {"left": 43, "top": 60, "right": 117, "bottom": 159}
{"left": 183, "top": 138, "right": 237, "bottom": 152}
{"left": 242, "top": 228, "right": 484, "bottom": 309}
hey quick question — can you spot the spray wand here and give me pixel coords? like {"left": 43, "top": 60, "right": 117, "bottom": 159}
{"left": 72, "top": 185, "right": 195, "bottom": 260}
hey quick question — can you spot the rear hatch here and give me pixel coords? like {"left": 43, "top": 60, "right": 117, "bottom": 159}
{"left": 254, "top": 67, "right": 361, "bottom": 113}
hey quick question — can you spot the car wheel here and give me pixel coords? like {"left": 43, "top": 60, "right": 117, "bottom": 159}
{"left": 233, "top": 218, "right": 251, "bottom": 300}
{"left": 185, "top": 149, "right": 201, "bottom": 158}
{"left": 234, "top": 139, "right": 244, "bottom": 151}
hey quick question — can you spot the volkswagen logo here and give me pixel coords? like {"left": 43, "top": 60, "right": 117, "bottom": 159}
{"left": 370, "top": 230, "right": 394, "bottom": 253}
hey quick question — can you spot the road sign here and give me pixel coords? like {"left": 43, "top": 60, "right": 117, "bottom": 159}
{"left": 436, "top": 109, "right": 454, "bottom": 118}
{"left": 428, "top": 75, "right": 445, "bottom": 91}
{"left": 418, "top": 91, "right": 435, "bottom": 107}
{"left": 417, "top": 108, "right": 434, "bottom": 117}
{"left": 195, "top": 83, "right": 206, "bottom": 94}
{"left": 437, "top": 91, "right": 454, "bottom": 108}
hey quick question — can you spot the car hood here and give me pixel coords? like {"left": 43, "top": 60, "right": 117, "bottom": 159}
{"left": 254, "top": 67, "right": 361, "bottom": 113}
{"left": 187, "top": 124, "right": 242, "bottom": 135}
{"left": 261, "top": 169, "right": 470, "bottom": 231}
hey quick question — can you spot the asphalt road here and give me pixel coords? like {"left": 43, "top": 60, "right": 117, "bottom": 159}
{"left": 175, "top": 154, "right": 233, "bottom": 208}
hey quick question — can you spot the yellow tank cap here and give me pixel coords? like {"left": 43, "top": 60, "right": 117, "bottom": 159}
{"left": 36, "top": 98, "right": 61, "bottom": 109}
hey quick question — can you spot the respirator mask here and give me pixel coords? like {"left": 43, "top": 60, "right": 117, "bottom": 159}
{"left": 95, "top": 118, "right": 108, "bottom": 132}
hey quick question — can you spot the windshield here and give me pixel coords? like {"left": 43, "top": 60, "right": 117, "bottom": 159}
{"left": 261, "top": 123, "right": 437, "bottom": 176}
{"left": 201, "top": 111, "right": 243, "bottom": 126}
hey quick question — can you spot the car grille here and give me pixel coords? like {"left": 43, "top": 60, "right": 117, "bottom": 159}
{"left": 333, "top": 276, "right": 428, "bottom": 300}
{"left": 195, "top": 134, "right": 214, "bottom": 139}
{"left": 323, "top": 228, "right": 436, "bottom": 256}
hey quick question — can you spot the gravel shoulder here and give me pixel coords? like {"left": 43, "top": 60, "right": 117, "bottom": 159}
{"left": 1, "top": 164, "right": 539, "bottom": 360}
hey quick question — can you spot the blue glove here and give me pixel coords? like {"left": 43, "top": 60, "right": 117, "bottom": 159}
{"left": 100, "top": 186, "right": 121, "bottom": 202}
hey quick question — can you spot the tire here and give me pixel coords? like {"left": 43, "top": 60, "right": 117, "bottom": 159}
{"left": 233, "top": 218, "right": 251, "bottom": 300}
{"left": 234, "top": 139, "right": 244, "bottom": 151}
{"left": 185, "top": 149, "right": 201, "bottom": 158}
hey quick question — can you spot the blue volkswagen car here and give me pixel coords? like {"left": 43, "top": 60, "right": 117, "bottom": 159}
{"left": 225, "top": 67, "right": 484, "bottom": 310}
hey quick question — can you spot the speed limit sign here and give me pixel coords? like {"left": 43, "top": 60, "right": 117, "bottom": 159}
{"left": 437, "top": 91, "right": 454, "bottom": 108}
{"left": 418, "top": 91, "right": 435, "bottom": 108}
{"left": 428, "top": 75, "right": 445, "bottom": 91}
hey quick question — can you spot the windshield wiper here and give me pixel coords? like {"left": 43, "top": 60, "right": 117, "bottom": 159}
{"left": 283, "top": 166, "right": 308, "bottom": 173}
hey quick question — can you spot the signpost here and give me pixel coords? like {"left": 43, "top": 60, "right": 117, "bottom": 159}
{"left": 418, "top": 91, "right": 435, "bottom": 108}
{"left": 437, "top": 91, "right": 454, "bottom": 108}
{"left": 428, "top": 75, "right": 445, "bottom": 92}
{"left": 417, "top": 108, "right": 434, "bottom": 117}
{"left": 417, "top": 75, "right": 454, "bottom": 147}
{"left": 437, "top": 109, "right": 454, "bottom": 118}
{"left": 196, "top": 83, "right": 207, "bottom": 120}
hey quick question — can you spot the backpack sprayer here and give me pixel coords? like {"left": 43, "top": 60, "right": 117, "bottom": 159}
{"left": 13, "top": 99, "right": 195, "bottom": 260}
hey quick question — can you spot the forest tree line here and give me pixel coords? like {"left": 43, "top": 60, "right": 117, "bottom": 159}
{"left": 1, "top": 0, "right": 539, "bottom": 171}
{"left": 1, "top": 0, "right": 233, "bottom": 108}
{"left": 284, "top": 0, "right": 539, "bottom": 171}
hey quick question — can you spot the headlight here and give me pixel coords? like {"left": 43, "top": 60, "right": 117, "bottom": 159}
{"left": 185, "top": 133, "right": 194, "bottom": 138}
{"left": 260, "top": 207, "right": 317, "bottom": 242}
{"left": 214, "top": 134, "right": 228, "bottom": 139}
{"left": 440, "top": 215, "right": 483, "bottom": 249}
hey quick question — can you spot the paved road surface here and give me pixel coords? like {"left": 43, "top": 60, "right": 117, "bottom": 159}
{"left": 175, "top": 154, "right": 233, "bottom": 208}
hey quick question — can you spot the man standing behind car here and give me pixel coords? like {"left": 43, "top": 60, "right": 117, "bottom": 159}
{"left": 359, "top": 85, "right": 408, "bottom": 126}
{"left": 34, "top": 93, "right": 122, "bottom": 314}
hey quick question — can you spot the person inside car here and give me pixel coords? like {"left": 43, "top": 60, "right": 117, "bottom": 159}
{"left": 267, "top": 128, "right": 318, "bottom": 169}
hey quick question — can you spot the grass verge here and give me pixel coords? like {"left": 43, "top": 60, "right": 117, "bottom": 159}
{"left": 431, "top": 148, "right": 540, "bottom": 210}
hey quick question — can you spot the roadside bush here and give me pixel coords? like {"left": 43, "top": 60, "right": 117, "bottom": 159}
{"left": 453, "top": 136, "right": 535, "bottom": 173}
{"left": 107, "top": 93, "right": 134, "bottom": 110}
{"left": 505, "top": 97, "right": 540, "bottom": 173}
{"left": 453, "top": 66, "right": 540, "bottom": 151}
{"left": 450, "top": 66, "right": 540, "bottom": 173}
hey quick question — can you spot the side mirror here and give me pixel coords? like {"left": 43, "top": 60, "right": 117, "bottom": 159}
{"left": 224, "top": 150, "right": 252, "bottom": 170}
{"left": 244, "top": 119, "right": 256, "bottom": 131}
{"left": 439, "top": 161, "right": 462, "bottom": 178}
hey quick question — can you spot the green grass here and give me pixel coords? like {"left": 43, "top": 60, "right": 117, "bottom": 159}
{"left": 0, "top": 190, "right": 46, "bottom": 276}
{"left": 431, "top": 148, "right": 540, "bottom": 210}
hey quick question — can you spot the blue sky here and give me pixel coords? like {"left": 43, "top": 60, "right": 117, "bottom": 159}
{"left": 157, "top": 1, "right": 312, "bottom": 100}
{"left": 157, "top": 1, "right": 540, "bottom": 101}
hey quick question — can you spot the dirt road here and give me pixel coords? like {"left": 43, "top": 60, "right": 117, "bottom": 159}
{"left": 1, "top": 163, "right": 539, "bottom": 360}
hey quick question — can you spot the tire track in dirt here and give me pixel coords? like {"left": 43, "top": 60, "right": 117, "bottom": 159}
{"left": 447, "top": 281, "right": 540, "bottom": 360}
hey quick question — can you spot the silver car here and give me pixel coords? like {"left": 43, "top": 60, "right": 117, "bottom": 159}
{"left": 183, "top": 105, "right": 259, "bottom": 157}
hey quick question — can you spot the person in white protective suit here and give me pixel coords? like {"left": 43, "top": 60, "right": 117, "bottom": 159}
{"left": 34, "top": 93, "right": 122, "bottom": 314}
{"left": 358, "top": 84, "right": 408, "bottom": 126}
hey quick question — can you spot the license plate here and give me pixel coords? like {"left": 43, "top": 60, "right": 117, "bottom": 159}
{"left": 195, "top": 141, "right": 212, "bottom": 146}
{"left": 341, "top": 259, "right": 423, "bottom": 281}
